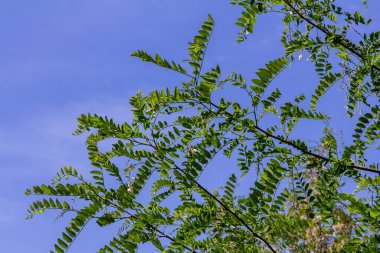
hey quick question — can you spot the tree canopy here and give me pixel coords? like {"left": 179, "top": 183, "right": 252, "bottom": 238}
{"left": 26, "top": 1, "right": 379, "bottom": 252}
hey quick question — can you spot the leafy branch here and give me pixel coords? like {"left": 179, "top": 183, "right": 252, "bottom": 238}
{"left": 282, "top": 0, "right": 380, "bottom": 72}
{"left": 209, "top": 99, "right": 379, "bottom": 175}
{"left": 173, "top": 165, "right": 278, "bottom": 253}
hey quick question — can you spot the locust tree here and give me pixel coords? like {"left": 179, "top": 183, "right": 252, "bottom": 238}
{"left": 26, "top": 1, "right": 380, "bottom": 252}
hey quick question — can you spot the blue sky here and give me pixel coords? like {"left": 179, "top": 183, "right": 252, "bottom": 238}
{"left": 0, "top": 1, "right": 379, "bottom": 252}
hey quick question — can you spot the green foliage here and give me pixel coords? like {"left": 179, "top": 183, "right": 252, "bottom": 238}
{"left": 233, "top": 0, "right": 380, "bottom": 116}
{"left": 131, "top": 50, "right": 188, "bottom": 76}
{"left": 188, "top": 14, "right": 214, "bottom": 77}
{"left": 251, "top": 57, "right": 288, "bottom": 106}
{"left": 26, "top": 2, "right": 380, "bottom": 253}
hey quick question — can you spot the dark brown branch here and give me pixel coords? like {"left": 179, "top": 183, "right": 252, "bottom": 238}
{"left": 174, "top": 165, "right": 278, "bottom": 253}
{"left": 209, "top": 101, "right": 379, "bottom": 175}
{"left": 254, "top": 125, "right": 380, "bottom": 175}
{"left": 144, "top": 106, "right": 276, "bottom": 251}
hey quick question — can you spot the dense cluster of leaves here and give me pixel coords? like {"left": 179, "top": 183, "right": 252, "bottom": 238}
{"left": 26, "top": 1, "right": 379, "bottom": 252}
{"left": 232, "top": 0, "right": 380, "bottom": 118}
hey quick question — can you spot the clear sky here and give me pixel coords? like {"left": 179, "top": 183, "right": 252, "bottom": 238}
{"left": 0, "top": 1, "right": 379, "bottom": 252}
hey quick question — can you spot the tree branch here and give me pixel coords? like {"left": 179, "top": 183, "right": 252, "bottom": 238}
{"left": 174, "top": 165, "right": 278, "bottom": 253}
{"left": 254, "top": 125, "right": 380, "bottom": 175}
{"left": 282, "top": 0, "right": 380, "bottom": 72}
{"left": 154, "top": 228, "right": 196, "bottom": 253}
{"left": 209, "top": 101, "right": 379, "bottom": 175}
{"left": 81, "top": 182, "right": 197, "bottom": 252}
